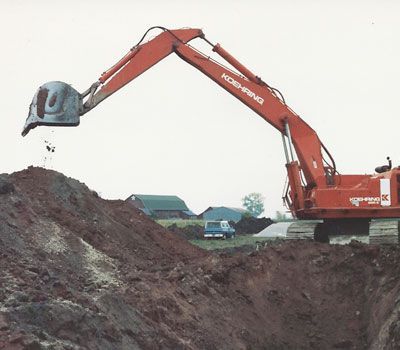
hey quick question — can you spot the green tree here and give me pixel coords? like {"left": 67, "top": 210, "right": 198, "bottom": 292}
{"left": 242, "top": 192, "right": 265, "bottom": 217}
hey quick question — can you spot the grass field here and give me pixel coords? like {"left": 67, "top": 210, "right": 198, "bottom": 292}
{"left": 157, "top": 219, "right": 284, "bottom": 251}
{"left": 190, "top": 235, "right": 277, "bottom": 250}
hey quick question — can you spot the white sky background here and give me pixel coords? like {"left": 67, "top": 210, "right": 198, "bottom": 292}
{"left": 1, "top": 0, "right": 399, "bottom": 217}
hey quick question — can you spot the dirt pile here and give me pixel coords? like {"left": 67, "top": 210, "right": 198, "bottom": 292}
{"left": 0, "top": 167, "right": 400, "bottom": 349}
{"left": 165, "top": 223, "right": 203, "bottom": 240}
{"left": 233, "top": 216, "right": 274, "bottom": 235}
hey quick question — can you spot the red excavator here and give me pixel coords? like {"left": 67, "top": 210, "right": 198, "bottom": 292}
{"left": 23, "top": 26, "right": 400, "bottom": 243}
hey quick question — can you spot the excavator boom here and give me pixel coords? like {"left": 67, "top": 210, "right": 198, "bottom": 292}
{"left": 23, "top": 27, "right": 328, "bottom": 187}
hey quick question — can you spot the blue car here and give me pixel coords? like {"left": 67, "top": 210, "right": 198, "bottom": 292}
{"left": 204, "top": 221, "right": 236, "bottom": 239}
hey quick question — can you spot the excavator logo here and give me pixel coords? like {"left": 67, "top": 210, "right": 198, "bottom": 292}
{"left": 350, "top": 197, "right": 380, "bottom": 206}
{"left": 221, "top": 73, "right": 264, "bottom": 105}
{"left": 380, "top": 179, "right": 391, "bottom": 206}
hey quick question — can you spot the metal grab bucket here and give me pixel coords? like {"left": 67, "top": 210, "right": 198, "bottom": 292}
{"left": 22, "top": 81, "right": 82, "bottom": 136}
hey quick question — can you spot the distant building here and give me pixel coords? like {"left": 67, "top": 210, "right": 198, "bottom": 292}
{"left": 126, "top": 194, "right": 196, "bottom": 219}
{"left": 199, "top": 207, "right": 252, "bottom": 223}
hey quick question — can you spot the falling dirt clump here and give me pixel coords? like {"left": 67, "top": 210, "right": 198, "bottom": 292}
{"left": 0, "top": 166, "right": 400, "bottom": 349}
{"left": 44, "top": 140, "right": 55, "bottom": 153}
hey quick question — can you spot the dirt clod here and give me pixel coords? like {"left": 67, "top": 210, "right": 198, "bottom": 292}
{"left": 44, "top": 140, "right": 55, "bottom": 153}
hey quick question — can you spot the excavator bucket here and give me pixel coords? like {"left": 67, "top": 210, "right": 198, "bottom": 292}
{"left": 22, "top": 81, "right": 82, "bottom": 136}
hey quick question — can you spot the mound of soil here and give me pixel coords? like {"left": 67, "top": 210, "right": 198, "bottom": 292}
{"left": 0, "top": 167, "right": 399, "bottom": 349}
{"left": 233, "top": 216, "right": 274, "bottom": 235}
{"left": 166, "top": 223, "right": 203, "bottom": 240}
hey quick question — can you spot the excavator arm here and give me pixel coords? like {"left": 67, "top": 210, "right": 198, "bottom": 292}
{"left": 23, "top": 27, "right": 331, "bottom": 193}
{"left": 88, "top": 28, "right": 330, "bottom": 189}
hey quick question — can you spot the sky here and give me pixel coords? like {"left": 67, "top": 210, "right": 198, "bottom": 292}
{"left": 1, "top": 0, "right": 400, "bottom": 217}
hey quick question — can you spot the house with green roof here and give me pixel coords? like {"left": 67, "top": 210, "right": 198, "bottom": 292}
{"left": 126, "top": 194, "right": 197, "bottom": 219}
{"left": 199, "top": 206, "right": 253, "bottom": 223}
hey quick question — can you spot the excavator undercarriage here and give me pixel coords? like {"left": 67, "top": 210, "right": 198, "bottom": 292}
{"left": 284, "top": 219, "right": 400, "bottom": 245}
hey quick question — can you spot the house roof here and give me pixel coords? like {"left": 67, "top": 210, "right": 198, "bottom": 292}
{"left": 202, "top": 206, "right": 249, "bottom": 214}
{"left": 128, "top": 194, "right": 189, "bottom": 211}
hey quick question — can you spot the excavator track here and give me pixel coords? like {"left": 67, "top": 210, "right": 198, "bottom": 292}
{"left": 283, "top": 219, "right": 400, "bottom": 245}
{"left": 369, "top": 220, "right": 400, "bottom": 245}
{"left": 286, "top": 221, "right": 322, "bottom": 240}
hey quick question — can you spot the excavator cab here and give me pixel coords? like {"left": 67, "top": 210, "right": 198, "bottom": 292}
{"left": 22, "top": 81, "right": 82, "bottom": 136}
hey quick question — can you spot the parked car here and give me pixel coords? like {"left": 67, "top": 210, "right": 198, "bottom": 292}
{"left": 204, "top": 220, "right": 236, "bottom": 239}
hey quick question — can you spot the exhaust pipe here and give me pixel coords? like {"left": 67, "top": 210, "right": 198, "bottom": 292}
{"left": 22, "top": 81, "right": 82, "bottom": 136}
